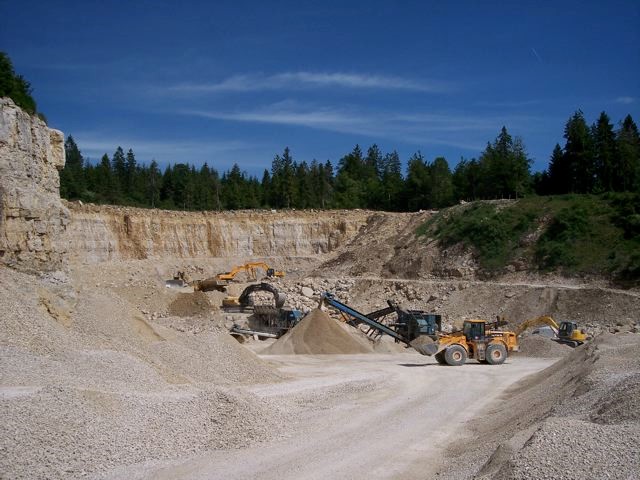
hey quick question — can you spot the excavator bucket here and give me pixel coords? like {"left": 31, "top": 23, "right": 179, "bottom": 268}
{"left": 165, "top": 279, "right": 188, "bottom": 289}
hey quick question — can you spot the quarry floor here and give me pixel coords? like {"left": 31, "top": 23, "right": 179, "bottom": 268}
{"left": 2, "top": 256, "right": 639, "bottom": 480}
{"left": 101, "top": 354, "right": 556, "bottom": 480}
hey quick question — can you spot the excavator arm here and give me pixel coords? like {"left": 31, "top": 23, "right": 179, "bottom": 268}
{"left": 223, "top": 282, "right": 286, "bottom": 309}
{"left": 514, "top": 316, "right": 560, "bottom": 337}
{"left": 216, "top": 262, "right": 285, "bottom": 282}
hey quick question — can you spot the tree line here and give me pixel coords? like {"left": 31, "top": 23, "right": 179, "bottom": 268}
{"left": 60, "top": 111, "right": 639, "bottom": 211}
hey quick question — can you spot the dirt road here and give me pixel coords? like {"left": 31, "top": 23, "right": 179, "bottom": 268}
{"left": 106, "top": 353, "right": 556, "bottom": 480}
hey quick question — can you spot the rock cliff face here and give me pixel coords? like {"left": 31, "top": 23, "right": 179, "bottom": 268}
{"left": 0, "top": 98, "right": 68, "bottom": 271}
{"left": 65, "top": 203, "right": 373, "bottom": 263}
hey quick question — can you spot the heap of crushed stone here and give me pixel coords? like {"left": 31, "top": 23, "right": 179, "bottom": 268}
{"left": 514, "top": 334, "right": 572, "bottom": 358}
{"left": 168, "top": 291, "right": 212, "bottom": 317}
{"left": 0, "top": 266, "right": 285, "bottom": 480}
{"left": 263, "top": 308, "right": 374, "bottom": 354}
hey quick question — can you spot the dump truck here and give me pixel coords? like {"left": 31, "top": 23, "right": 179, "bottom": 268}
{"left": 321, "top": 292, "right": 519, "bottom": 366}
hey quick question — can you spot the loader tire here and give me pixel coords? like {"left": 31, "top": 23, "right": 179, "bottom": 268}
{"left": 444, "top": 345, "right": 467, "bottom": 366}
{"left": 486, "top": 343, "right": 507, "bottom": 365}
{"left": 435, "top": 351, "right": 447, "bottom": 365}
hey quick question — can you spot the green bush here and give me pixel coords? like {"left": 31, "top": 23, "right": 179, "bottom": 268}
{"left": 423, "top": 202, "right": 537, "bottom": 272}
{"left": 417, "top": 194, "right": 640, "bottom": 284}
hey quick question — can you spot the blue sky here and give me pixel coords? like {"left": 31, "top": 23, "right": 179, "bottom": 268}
{"left": 2, "top": 0, "right": 639, "bottom": 175}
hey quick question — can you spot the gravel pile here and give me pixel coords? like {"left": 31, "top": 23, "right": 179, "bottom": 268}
{"left": 1, "top": 266, "right": 287, "bottom": 480}
{"left": 434, "top": 333, "right": 640, "bottom": 480}
{"left": 1, "top": 385, "right": 287, "bottom": 480}
{"left": 513, "top": 334, "right": 572, "bottom": 358}
{"left": 167, "top": 291, "right": 213, "bottom": 317}
{"left": 263, "top": 308, "right": 374, "bottom": 354}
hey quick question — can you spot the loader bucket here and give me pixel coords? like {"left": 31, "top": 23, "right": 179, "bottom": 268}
{"left": 409, "top": 335, "right": 438, "bottom": 356}
{"left": 413, "top": 342, "right": 438, "bottom": 356}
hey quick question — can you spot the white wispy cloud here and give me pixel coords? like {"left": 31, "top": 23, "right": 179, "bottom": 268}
{"left": 181, "top": 103, "right": 540, "bottom": 151}
{"left": 615, "top": 96, "right": 636, "bottom": 105}
{"left": 74, "top": 135, "right": 252, "bottom": 163}
{"left": 162, "top": 71, "right": 448, "bottom": 94}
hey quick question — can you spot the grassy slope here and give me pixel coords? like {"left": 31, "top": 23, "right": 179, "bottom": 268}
{"left": 418, "top": 193, "right": 640, "bottom": 284}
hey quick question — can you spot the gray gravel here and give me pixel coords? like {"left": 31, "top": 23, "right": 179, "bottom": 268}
{"left": 434, "top": 333, "right": 640, "bottom": 480}
{"left": 0, "top": 266, "right": 288, "bottom": 480}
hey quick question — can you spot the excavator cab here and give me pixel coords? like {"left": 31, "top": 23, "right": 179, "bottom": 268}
{"left": 556, "top": 321, "right": 586, "bottom": 347}
{"left": 558, "top": 321, "right": 576, "bottom": 337}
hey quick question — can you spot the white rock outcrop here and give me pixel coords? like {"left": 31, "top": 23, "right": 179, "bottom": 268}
{"left": 0, "top": 97, "right": 69, "bottom": 271}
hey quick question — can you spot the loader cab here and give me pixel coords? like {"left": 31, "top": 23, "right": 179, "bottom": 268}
{"left": 463, "top": 320, "right": 486, "bottom": 341}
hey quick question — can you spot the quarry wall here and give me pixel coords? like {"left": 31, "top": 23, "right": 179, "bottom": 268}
{"left": 65, "top": 203, "right": 373, "bottom": 263}
{"left": 0, "top": 99, "right": 377, "bottom": 267}
{"left": 0, "top": 98, "right": 68, "bottom": 272}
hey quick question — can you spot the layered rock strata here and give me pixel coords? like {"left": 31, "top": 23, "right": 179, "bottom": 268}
{"left": 65, "top": 203, "right": 374, "bottom": 263}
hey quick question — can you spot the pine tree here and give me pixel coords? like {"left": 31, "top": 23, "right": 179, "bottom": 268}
{"left": 148, "top": 160, "right": 161, "bottom": 208}
{"left": 364, "top": 144, "right": 383, "bottom": 207}
{"left": 405, "top": 151, "right": 431, "bottom": 210}
{"left": 430, "top": 157, "right": 454, "bottom": 208}
{"left": 477, "top": 127, "right": 531, "bottom": 198}
{"left": 380, "top": 150, "right": 403, "bottom": 210}
{"left": 616, "top": 115, "right": 640, "bottom": 192}
{"left": 96, "top": 153, "right": 118, "bottom": 203}
{"left": 334, "top": 146, "right": 366, "bottom": 208}
{"left": 452, "top": 158, "right": 481, "bottom": 201}
{"left": 60, "top": 135, "right": 85, "bottom": 199}
{"left": 260, "top": 169, "right": 271, "bottom": 207}
{"left": 110, "top": 147, "right": 126, "bottom": 201}
{"left": 547, "top": 143, "right": 569, "bottom": 194}
{"left": 592, "top": 112, "right": 617, "bottom": 192}
{"left": 281, "top": 147, "right": 296, "bottom": 208}
{"left": 125, "top": 149, "right": 137, "bottom": 198}
{"left": 320, "top": 160, "right": 334, "bottom": 208}
{"left": 563, "top": 110, "right": 595, "bottom": 193}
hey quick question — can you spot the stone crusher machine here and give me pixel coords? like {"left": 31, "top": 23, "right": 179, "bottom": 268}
{"left": 320, "top": 292, "right": 441, "bottom": 353}
{"left": 223, "top": 283, "right": 303, "bottom": 340}
{"left": 320, "top": 292, "right": 520, "bottom": 366}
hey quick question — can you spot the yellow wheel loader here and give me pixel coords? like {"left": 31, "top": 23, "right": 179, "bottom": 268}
{"left": 431, "top": 319, "right": 519, "bottom": 366}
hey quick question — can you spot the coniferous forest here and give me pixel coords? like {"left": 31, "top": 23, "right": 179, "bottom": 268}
{"left": 59, "top": 113, "right": 640, "bottom": 212}
{"left": 2, "top": 50, "right": 639, "bottom": 211}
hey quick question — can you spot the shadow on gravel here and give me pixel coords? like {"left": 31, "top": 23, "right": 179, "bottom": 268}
{"left": 398, "top": 362, "right": 512, "bottom": 367}
{"left": 397, "top": 363, "right": 439, "bottom": 367}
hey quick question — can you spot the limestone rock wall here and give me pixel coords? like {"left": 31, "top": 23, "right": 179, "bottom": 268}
{"left": 0, "top": 98, "right": 69, "bottom": 271}
{"left": 65, "top": 203, "right": 372, "bottom": 263}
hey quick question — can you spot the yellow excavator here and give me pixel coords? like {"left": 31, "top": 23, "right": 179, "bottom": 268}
{"left": 514, "top": 316, "right": 587, "bottom": 348}
{"left": 165, "top": 262, "right": 285, "bottom": 292}
{"left": 216, "top": 262, "right": 285, "bottom": 282}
